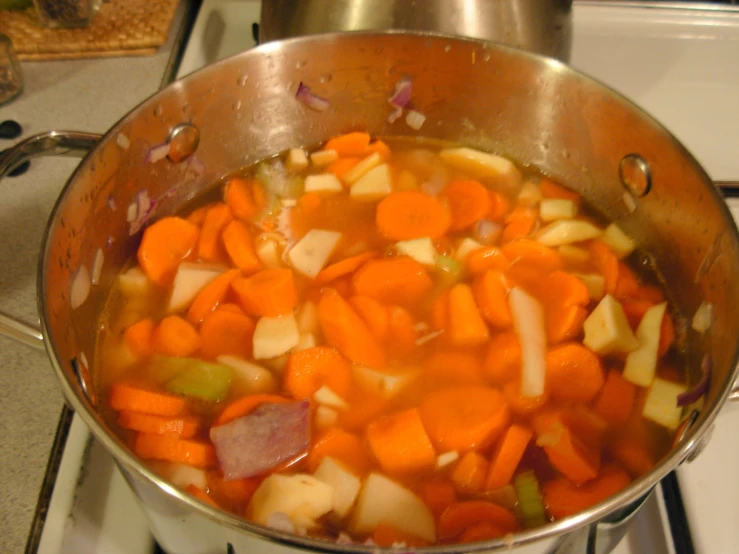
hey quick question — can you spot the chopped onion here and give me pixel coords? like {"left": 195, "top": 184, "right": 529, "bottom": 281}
{"left": 508, "top": 287, "right": 546, "bottom": 397}
{"left": 145, "top": 142, "right": 170, "bottom": 164}
{"left": 415, "top": 329, "right": 444, "bottom": 346}
{"left": 405, "top": 109, "right": 426, "bottom": 130}
{"left": 387, "top": 106, "right": 403, "bottom": 124}
{"left": 622, "top": 191, "right": 637, "bottom": 213}
{"left": 116, "top": 132, "right": 130, "bottom": 150}
{"left": 129, "top": 190, "right": 155, "bottom": 235}
{"left": 473, "top": 219, "right": 502, "bottom": 245}
{"left": 70, "top": 265, "right": 91, "bottom": 309}
{"left": 677, "top": 354, "right": 712, "bottom": 407}
{"left": 691, "top": 301, "right": 713, "bottom": 334}
{"left": 106, "top": 194, "right": 117, "bottom": 211}
{"left": 267, "top": 512, "right": 295, "bottom": 533}
{"left": 388, "top": 77, "right": 413, "bottom": 108}
{"left": 295, "top": 82, "right": 330, "bottom": 112}
{"left": 188, "top": 156, "right": 205, "bottom": 177}
{"left": 91, "top": 248, "right": 104, "bottom": 285}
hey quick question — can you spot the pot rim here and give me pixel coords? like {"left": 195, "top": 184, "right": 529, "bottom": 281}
{"left": 37, "top": 29, "right": 739, "bottom": 552}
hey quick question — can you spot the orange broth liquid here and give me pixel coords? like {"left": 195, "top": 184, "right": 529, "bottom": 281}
{"left": 95, "top": 136, "right": 685, "bottom": 546}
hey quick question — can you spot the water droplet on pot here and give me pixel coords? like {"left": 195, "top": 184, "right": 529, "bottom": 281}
{"left": 296, "top": 60, "right": 307, "bottom": 69}
{"left": 237, "top": 74, "right": 249, "bottom": 86}
{"left": 182, "top": 104, "right": 190, "bottom": 114}
{"left": 319, "top": 73, "right": 332, "bottom": 84}
{"left": 154, "top": 105, "right": 163, "bottom": 117}
{"left": 233, "top": 100, "right": 242, "bottom": 110}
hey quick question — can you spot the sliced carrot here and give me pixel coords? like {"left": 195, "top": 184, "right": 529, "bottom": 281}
{"left": 199, "top": 309, "right": 255, "bottom": 360}
{"left": 502, "top": 380, "right": 549, "bottom": 417}
{"left": 186, "top": 205, "right": 209, "bottom": 226}
{"left": 124, "top": 318, "right": 155, "bottom": 359}
{"left": 365, "top": 139, "right": 392, "bottom": 160}
{"left": 421, "top": 480, "right": 458, "bottom": 516}
{"left": 613, "top": 261, "right": 640, "bottom": 301}
{"left": 467, "top": 246, "right": 511, "bottom": 276}
{"left": 610, "top": 437, "right": 655, "bottom": 477}
{"left": 284, "top": 346, "right": 352, "bottom": 400}
{"left": 438, "top": 501, "right": 519, "bottom": 540}
{"left": 423, "top": 349, "right": 484, "bottom": 384}
{"left": 386, "top": 305, "right": 418, "bottom": 357}
{"left": 483, "top": 332, "right": 521, "bottom": 385}
{"left": 488, "top": 190, "right": 511, "bottom": 223}
{"left": 352, "top": 257, "right": 433, "bottom": 306}
{"left": 366, "top": 408, "right": 436, "bottom": 474}
{"left": 137, "top": 217, "right": 200, "bottom": 287}
{"left": 451, "top": 451, "right": 489, "bottom": 493}
{"left": 153, "top": 315, "right": 201, "bottom": 357}
{"left": 206, "top": 471, "right": 259, "bottom": 513}
{"left": 117, "top": 411, "right": 199, "bottom": 439}
{"left": 109, "top": 383, "right": 185, "bottom": 416}
{"left": 538, "top": 177, "right": 581, "bottom": 206}
{"left": 326, "top": 157, "right": 361, "bottom": 178}
{"left": 545, "top": 343, "right": 605, "bottom": 403}
{"left": 588, "top": 240, "right": 619, "bottom": 295}
{"left": 231, "top": 268, "right": 298, "bottom": 317}
{"left": 323, "top": 131, "right": 371, "bottom": 157}
{"left": 594, "top": 369, "right": 636, "bottom": 426}
{"left": 448, "top": 283, "right": 489, "bottom": 346}
{"left": 501, "top": 214, "right": 537, "bottom": 243}
{"left": 221, "top": 219, "right": 262, "bottom": 275}
{"left": 213, "top": 394, "right": 291, "bottom": 426}
{"left": 658, "top": 312, "right": 675, "bottom": 358}
{"left": 375, "top": 191, "right": 452, "bottom": 240}
{"left": 134, "top": 433, "right": 216, "bottom": 468}
{"left": 441, "top": 179, "right": 492, "bottom": 231}
{"left": 224, "top": 177, "right": 265, "bottom": 220}
{"left": 458, "top": 521, "right": 508, "bottom": 543}
{"left": 501, "top": 239, "right": 562, "bottom": 274}
{"left": 430, "top": 290, "right": 449, "bottom": 331}
{"left": 419, "top": 386, "right": 510, "bottom": 452}
{"left": 533, "top": 410, "right": 600, "bottom": 484}
{"left": 306, "top": 428, "right": 371, "bottom": 475}
{"left": 315, "top": 251, "right": 376, "bottom": 285}
{"left": 317, "top": 288, "right": 386, "bottom": 367}
{"left": 561, "top": 405, "right": 608, "bottom": 449}
{"left": 486, "top": 424, "right": 533, "bottom": 490}
{"left": 339, "top": 393, "right": 388, "bottom": 432}
{"left": 542, "top": 464, "right": 631, "bottom": 519}
{"left": 538, "top": 270, "right": 590, "bottom": 343}
{"left": 186, "top": 268, "right": 241, "bottom": 324}
{"left": 473, "top": 270, "right": 513, "bottom": 328}
{"left": 216, "top": 302, "right": 245, "bottom": 315}
{"left": 198, "top": 203, "right": 233, "bottom": 263}
{"left": 349, "top": 295, "right": 389, "bottom": 340}
{"left": 185, "top": 484, "right": 220, "bottom": 508}
{"left": 373, "top": 524, "right": 429, "bottom": 548}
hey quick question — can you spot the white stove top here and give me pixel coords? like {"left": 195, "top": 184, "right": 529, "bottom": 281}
{"left": 33, "top": 2, "right": 739, "bottom": 554}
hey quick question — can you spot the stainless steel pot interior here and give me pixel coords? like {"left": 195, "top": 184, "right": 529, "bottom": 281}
{"left": 38, "top": 31, "right": 739, "bottom": 552}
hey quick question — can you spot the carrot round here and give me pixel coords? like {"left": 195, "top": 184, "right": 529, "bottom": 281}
{"left": 117, "top": 410, "right": 199, "bottom": 439}
{"left": 185, "top": 484, "right": 220, "bottom": 508}
{"left": 366, "top": 408, "right": 436, "bottom": 474}
{"left": 473, "top": 270, "right": 513, "bottom": 328}
{"left": 376, "top": 191, "right": 452, "bottom": 240}
{"left": 540, "top": 270, "right": 589, "bottom": 343}
{"left": 466, "top": 246, "right": 511, "bottom": 276}
{"left": 133, "top": 433, "right": 216, "bottom": 468}
{"left": 594, "top": 369, "right": 636, "bottom": 426}
{"left": 198, "top": 203, "right": 233, "bottom": 263}
{"left": 109, "top": 383, "right": 185, "bottom": 416}
{"left": 545, "top": 343, "right": 605, "bottom": 403}
{"left": 386, "top": 305, "right": 418, "bottom": 357}
{"left": 224, "top": 177, "right": 265, "bottom": 220}
{"left": 231, "top": 268, "right": 298, "bottom": 317}
{"left": 213, "top": 394, "right": 291, "bottom": 426}
{"left": 588, "top": 240, "right": 619, "bottom": 295}
{"left": 365, "top": 139, "right": 392, "bottom": 160}
{"left": 501, "top": 239, "right": 562, "bottom": 273}
{"left": 326, "top": 157, "right": 361, "bottom": 178}
{"left": 222, "top": 219, "right": 262, "bottom": 275}
{"left": 123, "top": 317, "right": 155, "bottom": 359}
{"left": 483, "top": 331, "right": 521, "bottom": 385}
{"left": 421, "top": 480, "right": 458, "bottom": 516}
{"left": 323, "top": 131, "right": 371, "bottom": 158}
{"left": 448, "top": 283, "right": 489, "bottom": 346}
{"left": 488, "top": 190, "right": 511, "bottom": 223}
{"left": 438, "top": 501, "right": 519, "bottom": 540}
{"left": 451, "top": 451, "right": 488, "bottom": 493}
{"left": 153, "top": 315, "right": 201, "bottom": 357}
{"left": 542, "top": 464, "right": 631, "bottom": 519}
{"left": 306, "top": 428, "right": 371, "bottom": 475}
{"left": 186, "top": 268, "right": 241, "bottom": 324}
{"left": 502, "top": 380, "right": 549, "bottom": 417}
{"left": 349, "top": 295, "right": 389, "bottom": 341}
{"left": 352, "top": 257, "right": 433, "bottom": 306}
{"left": 486, "top": 424, "right": 533, "bottom": 490}
{"left": 315, "top": 251, "right": 376, "bottom": 285}
{"left": 441, "top": 179, "right": 492, "bottom": 231}
{"left": 533, "top": 410, "right": 600, "bottom": 484}
{"left": 539, "top": 177, "right": 581, "bottom": 205}
{"left": 284, "top": 346, "right": 352, "bottom": 400}
{"left": 458, "top": 522, "right": 508, "bottom": 543}
{"left": 423, "top": 349, "right": 484, "bottom": 384}
{"left": 199, "top": 309, "right": 255, "bottom": 360}
{"left": 419, "top": 386, "right": 510, "bottom": 452}
{"left": 501, "top": 214, "right": 537, "bottom": 243}
{"left": 338, "top": 393, "right": 388, "bottom": 432}
{"left": 137, "top": 217, "right": 200, "bottom": 287}
{"left": 373, "top": 524, "right": 429, "bottom": 548}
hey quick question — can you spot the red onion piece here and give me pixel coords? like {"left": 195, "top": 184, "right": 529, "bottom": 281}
{"left": 677, "top": 354, "right": 711, "bottom": 407}
{"left": 295, "top": 82, "right": 330, "bottom": 112}
{"left": 473, "top": 219, "right": 503, "bottom": 245}
{"left": 388, "top": 77, "right": 412, "bottom": 109}
{"left": 129, "top": 190, "right": 156, "bottom": 235}
{"left": 146, "top": 142, "right": 170, "bottom": 164}
{"left": 210, "top": 400, "right": 310, "bottom": 480}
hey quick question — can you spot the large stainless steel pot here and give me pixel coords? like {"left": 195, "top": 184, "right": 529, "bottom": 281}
{"left": 1, "top": 32, "right": 738, "bottom": 554}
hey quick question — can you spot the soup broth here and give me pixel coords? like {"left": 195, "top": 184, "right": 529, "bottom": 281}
{"left": 96, "top": 134, "right": 689, "bottom": 546}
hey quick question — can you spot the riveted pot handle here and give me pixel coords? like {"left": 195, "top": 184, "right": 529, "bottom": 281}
{"left": 0, "top": 131, "right": 101, "bottom": 349}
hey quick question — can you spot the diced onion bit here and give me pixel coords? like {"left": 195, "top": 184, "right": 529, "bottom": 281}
{"left": 691, "top": 301, "right": 713, "bottom": 334}
{"left": 188, "top": 157, "right": 206, "bottom": 177}
{"left": 387, "top": 106, "right": 403, "bottom": 124}
{"left": 70, "top": 265, "right": 91, "bottom": 310}
{"left": 405, "top": 110, "right": 426, "bottom": 130}
{"left": 91, "top": 248, "right": 104, "bottom": 285}
{"left": 145, "top": 142, "right": 170, "bottom": 164}
{"left": 415, "top": 329, "right": 444, "bottom": 346}
{"left": 622, "top": 191, "right": 637, "bottom": 213}
{"left": 129, "top": 190, "right": 156, "bottom": 235}
{"left": 677, "top": 354, "right": 712, "bottom": 407}
{"left": 295, "top": 82, "right": 330, "bottom": 112}
{"left": 116, "top": 132, "right": 130, "bottom": 150}
{"left": 473, "top": 219, "right": 502, "bottom": 245}
{"left": 106, "top": 194, "right": 117, "bottom": 211}
{"left": 508, "top": 287, "right": 547, "bottom": 397}
{"left": 388, "top": 77, "right": 413, "bottom": 109}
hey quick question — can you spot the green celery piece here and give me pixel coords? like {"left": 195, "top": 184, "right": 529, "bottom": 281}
{"left": 148, "top": 356, "right": 195, "bottom": 385}
{"left": 514, "top": 471, "right": 548, "bottom": 528}
{"left": 435, "top": 255, "right": 463, "bottom": 287}
{"left": 163, "top": 359, "right": 233, "bottom": 403}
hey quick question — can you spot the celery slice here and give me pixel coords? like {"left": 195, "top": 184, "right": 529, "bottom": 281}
{"left": 514, "top": 471, "right": 547, "bottom": 528}
{"left": 435, "top": 255, "right": 462, "bottom": 287}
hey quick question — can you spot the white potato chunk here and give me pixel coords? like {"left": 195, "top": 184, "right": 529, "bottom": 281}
{"left": 643, "top": 377, "right": 687, "bottom": 430}
{"left": 602, "top": 223, "right": 636, "bottom": 259}
{"left": 352, "top": 366, "right": 418, "bottom": 399}
{"left": 287, "top": 229, "right": 342, "bottom": 278}
{"left": 216, "top": 355, "right": 277, "bottom": 395}
{"left": 540, "top": 199, "right": 577, "bottom": 221}
{"left": 310, "top": 149, "right": 339, "bottom": 167}
{"left": 350, "top": 163, "right": 392, "bottom": 201}
{"left": 315, "top": 405, "right": 339, "bottom": 429}
{"left": 439, "top": 147, "right": 516, "bottom": 179}
{"left": 557, "top": 244, "right": 590, "bottom": 264}
{"left": 168, "top": 464, "right": 207, "bottom": 490}
{"left": 342, "top": 152, "right": 382, "bottom": 185}
{"left": 253, "top": 315, "right": 300, "bottom": 359}
{"left": 395, "top": 237, "right": 438, "bottom": 267}
{"left": 297, "top": 301, "right": 319, "bottom": 334}
{"left": 350, "top": 473, "right": 436, "bottom": 543}
{"left": 435, "top": 451, "right": 460, "bottom": 470}
{"left": 583, "top": 295, "right": 638, "bottom": 356}
{"left": 256, "top": 239, "right": 283, "bottom": 269}
{"left": 455, "top": 237, "right": 484, "bottom": 263}
{"left": 313, "top": 386, "right": 349, "bottom": 411}
{"left": 294, "top": 332, "right": 317, "bottom": 352}
{"left": 118, "top": 266, "right": 152, "bottom": 297}
{"left": 313, "top": 457, "right": 361, "bottom": 518}
{"left": 286, "top": 148, "right": 309, "bottom": 171}
{"left": 518, "top": 181, "right": 542, "bottom": 207}
{"left": 623, "top": 302, "right": 667, "bottom": 386}
{"left": 250, "top": 474, "right": 333, "bottom": 529}
{"left": 574, "top": 273, "right": 606, "bottom": 301}
{"left": 537, "top": 220, "right": 602, "bottom": 246}
{"left": 304, "top": 173, "right": 343, "bottom": 196}
{"left": 167, "top": 263, "right": 224, "bottom": 312}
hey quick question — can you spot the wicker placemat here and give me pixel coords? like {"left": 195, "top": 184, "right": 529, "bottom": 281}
{"left": 0, "top": 0, "right": 180, "bottom": 60}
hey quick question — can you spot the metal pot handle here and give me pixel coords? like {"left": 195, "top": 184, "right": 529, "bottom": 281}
{"left": 0, "top": 131, "right": 101, "bottom": 350}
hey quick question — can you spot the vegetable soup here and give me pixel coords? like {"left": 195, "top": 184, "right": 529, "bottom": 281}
{"left": 96, "top": 133, "right": 693, "bottom": 547}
